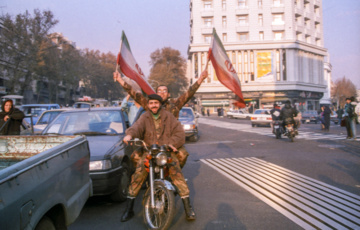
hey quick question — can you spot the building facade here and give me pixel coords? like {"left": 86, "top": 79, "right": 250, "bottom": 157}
{"left": 188, "top": 0, "right": 329, "bottom": 113}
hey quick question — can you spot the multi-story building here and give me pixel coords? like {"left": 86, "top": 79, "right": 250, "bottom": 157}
{"left": 187, "top": 0, "right": 329, "bottom": 113}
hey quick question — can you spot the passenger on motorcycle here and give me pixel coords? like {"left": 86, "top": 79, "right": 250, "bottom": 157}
{"left": 114, "top": 70, "right": 209, "bottom": 169}
{"left": 121, "top": 94, "right": 196, "bottom": 222}
{"left": 270, "top": 103, "right": 282, "bottom": 133}
{"left": 280, "top": 100, "right": 299, "bottom": 134}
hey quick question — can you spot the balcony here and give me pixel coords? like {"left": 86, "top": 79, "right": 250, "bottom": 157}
{"left": 295, "top": 25, "right": 304, "bottom": 33}
{"left": 271, "top": 6, "right": 285, "bottom": 13}
{"left": 271, "top": 22, "right": 285, "bottom": 31}
{"left": 201, "top": 10, "right": 214, "bottom": 17}
{"left": 235, "top": 8, "right": 249, "bottom": 15}
{"left": 236, "top": 25, "right": 249, "bottom": 33}
{"left": 201, "top": 27, "right": 213, "bottom": 34}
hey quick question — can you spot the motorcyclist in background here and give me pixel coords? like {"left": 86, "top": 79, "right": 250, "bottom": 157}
{"left": 280, "top": 100, "right": 299, "bottom": 135}
{"left": 270, "top": 103, "right": 282, "bottom": 133}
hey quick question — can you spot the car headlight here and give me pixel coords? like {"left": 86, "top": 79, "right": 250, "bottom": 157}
{"left": 89, "top": 160, "right": 111, "bottom": 171}
{"left": 156, "top": 152, "right": 168, "bottom": 166}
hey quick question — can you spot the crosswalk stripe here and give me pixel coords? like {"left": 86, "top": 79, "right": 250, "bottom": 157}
{"left": 201, "top": 157, "right": 360, "bottom": 229}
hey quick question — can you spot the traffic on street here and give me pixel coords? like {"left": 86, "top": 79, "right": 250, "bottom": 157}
{"left": 69, "top": 115, "right": 360, "bottom": 230}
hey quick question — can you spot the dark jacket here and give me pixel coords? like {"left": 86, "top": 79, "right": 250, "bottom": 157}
{"left": 280, "top": 104, "right": 298, "bottom": 123}
{"left": 126, "top": 108, "right": 185, "bottom": 149}
{"left": 0, "top": 100, "right": 25, "bottom": 135}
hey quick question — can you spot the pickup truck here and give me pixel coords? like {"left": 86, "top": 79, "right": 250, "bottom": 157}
{"left": 0, "top": 135, "right": 92, "bottom": 230}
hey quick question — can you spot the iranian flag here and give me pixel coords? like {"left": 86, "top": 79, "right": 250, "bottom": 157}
{"left": 117, "top": 31, "right": 155, "bottom": 95}
{"left": 208, "top": 29, "right": 246, "bottom": 108}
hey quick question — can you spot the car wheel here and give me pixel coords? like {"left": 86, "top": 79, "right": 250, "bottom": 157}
{"left": 35, "top": 216, "right": 56, "bottom": 230}
{"left": 301, "top": 120, "right": 305, "bottom": 124}
{"left": 189, "top": 134, "right": 199, "bottom": 142}
{"left": 251, "top": 124, "right": 255, "bottom": 127}
{"left": 110, "top": 163, "right": 130, "bottom": 202}
{"left": 315, "top": 121, "right": 317, "bottom": 124}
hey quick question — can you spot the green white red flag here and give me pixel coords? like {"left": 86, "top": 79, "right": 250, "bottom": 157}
{"left": 117, "top": 31, "right": 155, "bottom": 95}
{"left": 208, "top": 29, "right": 246, "bottom": 108}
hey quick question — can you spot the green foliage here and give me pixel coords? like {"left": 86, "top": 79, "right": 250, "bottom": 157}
{"left": 148, "top": 47, "right": 188, "bottom": 98}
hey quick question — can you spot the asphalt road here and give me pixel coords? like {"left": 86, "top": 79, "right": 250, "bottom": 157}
{"left": 69, "top": 116, "right": 360, "bottom": 230}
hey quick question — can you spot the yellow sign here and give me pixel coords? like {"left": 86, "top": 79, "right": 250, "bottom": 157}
{"left": 257, "top": 52, "right": 272, "bottom": 78}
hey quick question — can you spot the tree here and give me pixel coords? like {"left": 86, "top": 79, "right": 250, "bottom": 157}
{"left": 0, "top": 10, "right": 58, "bottom": 99}
{"left": 148, "top": 47, "right": 188, "bottom": 98}
{"left": 80, "top": 49, "right": 124, "bottom": 100}
{"left": 331, "top": 76, "right": 357, "bottom": 108}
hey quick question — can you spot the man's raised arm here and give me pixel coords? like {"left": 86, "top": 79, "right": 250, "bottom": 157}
{"left": 113, "top": 71, "right": 148, "bottom": 109}
{"left": 174, "top": 70, "right": 208, "bottom": 109}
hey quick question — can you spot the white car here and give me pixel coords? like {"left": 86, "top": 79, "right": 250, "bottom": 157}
{"left": 227, "top": 109, "right": 251, "bottom": 119}
{"left": 250, "top": 109, "right": 272, "bottom": 127}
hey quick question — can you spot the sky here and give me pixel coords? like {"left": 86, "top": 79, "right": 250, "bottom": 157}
{"left": 1, "top": 0, "right": 360, "bottom": 88}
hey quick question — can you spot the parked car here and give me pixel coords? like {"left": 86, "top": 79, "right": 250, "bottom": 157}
{"left": 330, "top": 113, "right": 338, "bottom": 124}
{"left": 227, "top": 109, "right": 251, "bottom": 119}
{"left": 179, "top": 107, "right": 199, "bottom": 142}
{"left": 29, "top": 108, "right": 73, "bottom": 134}
{"left": 42, "top": 107, "right": 134, "bottom": 202}
{"left": 20, "top": 104, "right": 60, "bottom": 125}
{"left": 250, "top": 109, "right": 272, "bottom": 127}
{"left": 301, "top": 110, "right": 319, "bottom": 124}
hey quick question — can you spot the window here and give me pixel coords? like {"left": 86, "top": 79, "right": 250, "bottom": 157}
{"left": 258, "top": 0, "right": 262, "bottom": 7}
{"left": 258, "top": 14, "right": 263, "bottom": 26}
{"left": 272, "top": 14, "right": 284, "bottom": 25}
{"left": 250, "top": 51, "right": 254, "bottom": 81}
{"left": 204, "top": 35, "right": 212, "bottom": 43}
{"left": 222, "top": 33, "right": 227, "bottom": 42}
{"left": 316, "top": 38, "right": 321, "bottom": 46}
{"left": 304, "top": 18, "right": 310, "bottom": 28}
{"left": 238, "top": 0, "right": 246, "bottom": 8}
{"left": 306, "top": 35, "right": 311, "bottom": 43}
{"left": 204, "top": 1, "right": 212, "bottom": 9}
{"left": 244, "top": 52, "right": 248, "bottom": 82}
{"left": 259, "top": 31, "right": 264, "bottom": 40}
{"left": 222, "top": 0, "right": 226, "bottom": 9}
{"left": 222, "top": 16, "right": 227, "bottom": 28}
{"left": 297, "top": 32, "right": 302, "bottom": 41}
{"left": 276, "top": 50, "right": 280, "bottom": 81}
{"left": 274, "top": 31, "right": 284, "bottom": 40}
{"left": 204, "top": 17, "right": 212, "bottom": 27}
{"left": 238, "top": 53, "right": 242, "bottom": 81}
{"left": 273, "top": 0, "right": 282, "bottom": 6}
{"left": 238, "top": 33, "right": 248, "bottom": 42}
{"left": 315, "top": 22, "right": 320, "bottom": 31}
{"left": 238, "top": 15, "right": 248, "bottom": 25}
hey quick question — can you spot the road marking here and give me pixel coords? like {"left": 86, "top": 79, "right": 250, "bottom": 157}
{"left": 199, "top": 118, "right": 358, "bottom": 141}
{"left": 201, "top": 157, "right": 360, "bottom": 230}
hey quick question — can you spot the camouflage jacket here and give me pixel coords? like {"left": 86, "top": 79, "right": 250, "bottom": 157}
{"left": 122, "top": 81, "right": 201, "bottom": 119}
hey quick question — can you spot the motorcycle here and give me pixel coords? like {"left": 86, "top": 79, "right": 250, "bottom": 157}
{"left": 129, "top": 138, "right": 177, "bottom": 230}
{"left": 283, "top": 118, "right": 296, "bottom": 142}
{"left": 273, "top": 120, "right": 282, "bottom": 139}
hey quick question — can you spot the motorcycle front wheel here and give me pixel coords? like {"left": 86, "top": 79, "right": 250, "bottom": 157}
{"left": 143, "top": 180, "right": 176, "bottom": 230}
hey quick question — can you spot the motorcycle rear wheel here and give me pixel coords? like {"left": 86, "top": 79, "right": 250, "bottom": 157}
{"left": 276, "top": 129, "right": 281, "bottom": 139}
{"left": 143, "top": 180, "right": 176, "bottom": 230}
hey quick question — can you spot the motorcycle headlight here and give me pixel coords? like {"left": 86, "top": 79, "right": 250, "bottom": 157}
{"left": 156, "top": 152, "right": 168, "bottom": 166}
{"left": 89, "top": 160, "right": 111, "bottom": 171}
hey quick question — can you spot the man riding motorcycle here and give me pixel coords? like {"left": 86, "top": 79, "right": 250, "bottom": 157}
{"left": 270, "top": 103, "right": 282, "bottom": 133}
{"left": 114, "top": 70, "right": 208, "bottom": 169}
{"left": 280, "top": 100, "right": 299, "bottom": 134}
{"left": 121, "top": 94, "right": 196, "bottom": 222}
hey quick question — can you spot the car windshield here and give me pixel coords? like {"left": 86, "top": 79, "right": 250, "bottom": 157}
{"left": 179, "top": 108, "right": 195, "bottom": 121}
{"left": 44, "top": 110, "right": 124, "bottom": 135}
{"left": 37, "top": 111, "right": 63, "bottom": 125}
{"left": 254, "top": 110, "right": 269, "bottom": 114}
